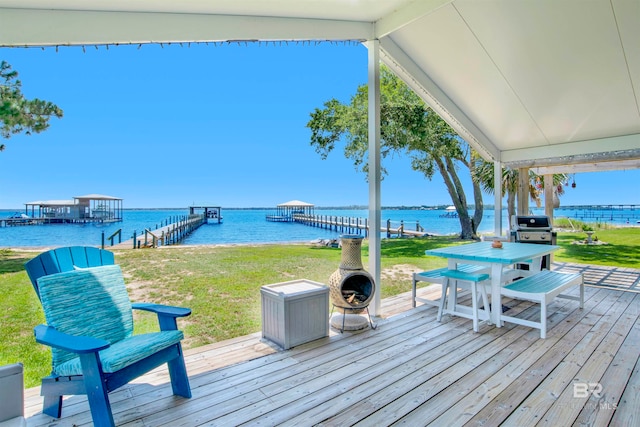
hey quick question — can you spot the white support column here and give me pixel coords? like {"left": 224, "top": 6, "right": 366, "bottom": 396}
{"left": 367, "top": 39, "right": 382, "bottom": 316}
{"left": 544, "top": 174, "right": 555, "bottom": 264}
{"left": 517, "top": 168, "right": 529, "bottom": 215}
{"left": 494, "top": 160, "right": 503, "bottom": 236}
{"left": 544, "top": 174, "right": 554, "bottom": 225}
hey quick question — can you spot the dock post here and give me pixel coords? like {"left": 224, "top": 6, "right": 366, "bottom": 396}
{"left": 387, "top": 219, "right": 391, "bottom": 238}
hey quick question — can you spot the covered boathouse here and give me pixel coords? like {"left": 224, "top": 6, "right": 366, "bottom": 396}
{"left": 24, "top": 194, "right": 123, "bottom": 223}
{"left": 266, "top": 200, "right": 314, "bottom": 222}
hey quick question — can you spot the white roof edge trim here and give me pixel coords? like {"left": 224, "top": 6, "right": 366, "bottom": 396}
{"left": 374, "top": 0, "right": 453, "bottom": 38}
{"left": 0, "top": 8, "right": 373, "bottom": 46}
{"left": 74, "top": 194, "right": 122, "bottom": 200}
{"left": 378, "top": 37, "right": 499, "bottom": 162}
{"left": 278, "top": 200, "right": 314, "bottom": 207}
{"left": 532, "top": 158, "right": 640, "bottom": 175}
{"left": 502, "top": 134, "right": 640, "bottom": 168}
{"left": 25, "top": 200, "right": 76, "bottom": 206}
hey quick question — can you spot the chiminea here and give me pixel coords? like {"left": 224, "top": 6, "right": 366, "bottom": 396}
{"left": 328, "top": 234, "right": 376, "bottom": 331}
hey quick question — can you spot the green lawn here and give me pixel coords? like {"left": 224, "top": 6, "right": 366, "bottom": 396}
{"left": 1, "top": 228, "right": 638, "bottom": 387}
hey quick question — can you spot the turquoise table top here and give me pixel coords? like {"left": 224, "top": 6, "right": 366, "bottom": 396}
{"left": 425, "top": 241, "right": 560, "bottom": 264}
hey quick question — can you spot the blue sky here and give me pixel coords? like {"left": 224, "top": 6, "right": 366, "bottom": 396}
{"left": 1, "top": 42, "right": 638, "bottom": 209}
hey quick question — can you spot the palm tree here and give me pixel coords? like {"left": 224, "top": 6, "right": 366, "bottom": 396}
{"left": 472, "top": 157, "right": 566, "bottom": 230}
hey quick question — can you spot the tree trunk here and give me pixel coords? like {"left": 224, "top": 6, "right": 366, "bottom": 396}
{"left": 438, "top": 156, "right": 475, "bottom": 239}
{"left": 469, "top": 162, "right": 484, "bottom": 237}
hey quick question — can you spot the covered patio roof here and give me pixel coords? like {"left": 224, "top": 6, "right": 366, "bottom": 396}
{"left": 1, "top": 0, "right": 638, "bottom": 170}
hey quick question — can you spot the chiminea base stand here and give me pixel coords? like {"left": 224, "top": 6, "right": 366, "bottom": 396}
{"left": 330, "top": 304, "right": 377, "bottom": 333}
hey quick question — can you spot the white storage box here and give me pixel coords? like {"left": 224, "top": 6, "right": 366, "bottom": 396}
{"left": 261, "top": 279, "right": 329, "bottom": 349}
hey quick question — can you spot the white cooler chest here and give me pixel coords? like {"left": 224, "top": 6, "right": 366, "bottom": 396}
{"left": 261, "top": 279, "right": 329, "bottom": 349}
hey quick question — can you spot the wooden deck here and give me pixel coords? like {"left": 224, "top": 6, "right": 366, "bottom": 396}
{"left": 23, "top": 263, "right": 640, "bottom": 426}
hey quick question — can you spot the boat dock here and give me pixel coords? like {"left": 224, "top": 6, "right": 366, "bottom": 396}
{"left": 107, "top": 214, "right": 206, "bottom": 249}
{"left": 292, "top": 214, "right": 427, "bottom": 237}
{"left": 264, "top": 201, "right": 426, "bottom": 237}
{"left": 0, "top": 217, "right": 120, "bottom": 227}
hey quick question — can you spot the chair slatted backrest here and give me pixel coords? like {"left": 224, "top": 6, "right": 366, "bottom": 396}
{"left": 25, "top": 246, "right": 115, "bottom": 299}
{"left": 37, "top": 265, "right": 134, "bottom": 369}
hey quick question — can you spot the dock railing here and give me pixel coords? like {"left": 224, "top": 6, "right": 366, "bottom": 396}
{"left": 292, "top": 214, "right": 426, "bottom": 237}
{"left": 113, "top": 213, "right": 206, "bottom": 249}
{"left": 102, "top": 229, "right": 122, "bottom": 248}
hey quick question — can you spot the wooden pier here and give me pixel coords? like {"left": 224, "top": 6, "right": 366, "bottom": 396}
{"left": 0, "top": 217, "right": 120, "bottom": 227}
{"left": 109, "top": 214, "right": 206, "bottom": 249}
{"left": 557, "top": 204, "right": 640, "bottom": 223}
{"left": 292, "top": 214, "right": 427, "bottom": 237}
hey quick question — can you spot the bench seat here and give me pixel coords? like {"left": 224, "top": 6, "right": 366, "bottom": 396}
{"left": 412, "top": 264, "right": 490, "bottom": 308}
{"left": 437, "top": 269, "right": 491, "bottom": 332}
{"left": 500, "top": 270, "right": 584, "bottom": 338}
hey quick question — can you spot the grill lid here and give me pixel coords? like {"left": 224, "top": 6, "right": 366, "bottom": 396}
{"left": 515, "top": 215, "right": 552, "bottom": 230}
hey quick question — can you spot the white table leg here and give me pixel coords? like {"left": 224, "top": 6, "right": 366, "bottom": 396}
{"left": 491, "top": 263, "right": 503, "bottom": 327}
{"left": 530, "top": 255, "right": 542, "bottom": 273}
{"left": 447, "top": 259, "right": 457, "bottom": 312}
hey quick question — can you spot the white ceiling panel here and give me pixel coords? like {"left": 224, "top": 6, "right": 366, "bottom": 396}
{"left": 0, "top": 0, "right": 410, "bottom": 21}
{"left": 613, "top": 0, "right": 640, "bottom": 114}
{"left": 0, "top": 8, "right": 373, "bottom": 45}
{"left": 456, "top": 0, "right": 639, "bottom": 145}
{"left": 389, "top": 4, "right": 548, "bottom": 150}
{"left": 0, "top": 0, "right": 639, "bottom": 170}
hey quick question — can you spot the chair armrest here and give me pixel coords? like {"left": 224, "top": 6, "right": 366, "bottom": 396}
{"left": 34, "top": 325, "right": 110, "bottom": 354}
{"left": 131, "top": 303, "right": 191, "bottom": 318}
{"left": 131, "top": 303, "right": 191, "bottom": 331}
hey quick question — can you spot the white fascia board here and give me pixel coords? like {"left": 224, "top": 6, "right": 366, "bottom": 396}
{"left": 502, "top": 133, "right": 640, "bottom": 168}
{"left": 379, "top": 37, "right": 500, "bottom": 162}
{"left": 374, "top": 0, "right": 453, "bottom": 38}
{"left": 531, "top": 158, "right": 640, "bottom": 175}
{"left": 0, "top": 8, "right": 373, "bottom": 46}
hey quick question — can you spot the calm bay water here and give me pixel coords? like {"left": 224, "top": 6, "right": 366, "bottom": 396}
{"left": 1, "top": 206, "right": 638, "bottom": 248}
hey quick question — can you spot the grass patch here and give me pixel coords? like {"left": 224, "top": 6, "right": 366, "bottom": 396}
{"left": 1, "top": 229, "right": 638, "bottom": 387}
{"left": 554, "top": 227, "right": 640, "bottom": 269}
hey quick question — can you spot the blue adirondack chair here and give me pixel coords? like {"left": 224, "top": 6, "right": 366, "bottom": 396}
{"left": 25, "top": 246, "right": 115, "bottom": 299}
{"left": 27, "top": 250, "right": 192, "bottom": 427}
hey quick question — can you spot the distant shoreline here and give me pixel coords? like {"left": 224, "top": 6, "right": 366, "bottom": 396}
{"left": 2, "top": 204, "right": 639, "bottom": 212}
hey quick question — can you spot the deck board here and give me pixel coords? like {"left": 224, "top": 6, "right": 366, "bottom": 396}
{"left": 23, "top": 263, "right": 640, "bottom": 427}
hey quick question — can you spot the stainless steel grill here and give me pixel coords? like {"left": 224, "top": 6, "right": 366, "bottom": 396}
{"left": 511, "top": 215, "right": 556, "bottom": 270}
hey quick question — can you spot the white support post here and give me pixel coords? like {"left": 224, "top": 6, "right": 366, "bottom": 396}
{"left": 367, "top": 39, "right": 382, "bottom": 316}
{"left": 494, "top": 160, "right": 503, "bottom": 236}
{"left": 544, "top": 173, "right": 555, "bottom": 264}
{"left": 518, "top": 168, "right": 529, "bottom": 215}
{"left": 544, "top": 174, "right": 554, "bottom": 224}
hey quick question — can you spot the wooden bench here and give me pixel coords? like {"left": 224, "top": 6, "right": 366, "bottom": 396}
{"left": 412, "top": 264, "right": 490, "bottom": 308}
{"left": 437, "top": 269, "right": 491, "bottom": 333}
{"left": 500, "top": 270, "right": 584, "bottom": 338}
